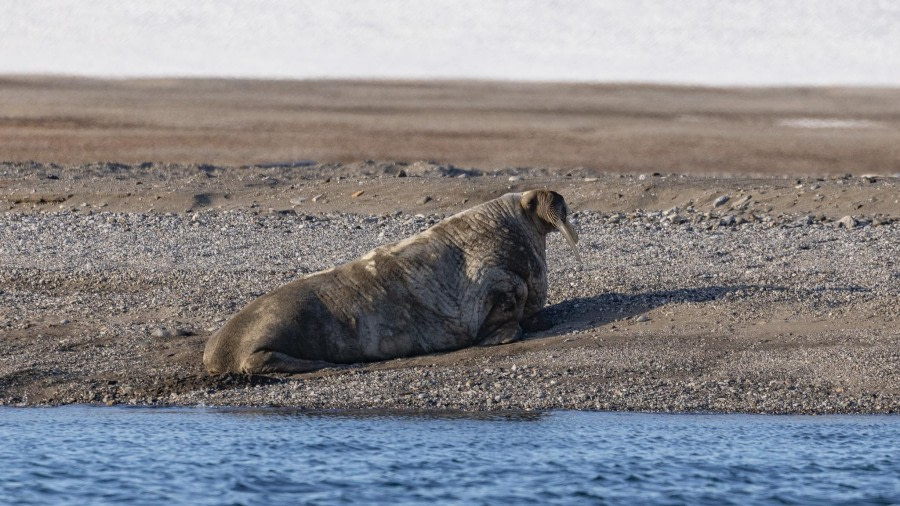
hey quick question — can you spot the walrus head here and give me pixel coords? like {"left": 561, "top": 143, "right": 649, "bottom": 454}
{"left": 520, "top": 190, "right": 580, "bottom": 261}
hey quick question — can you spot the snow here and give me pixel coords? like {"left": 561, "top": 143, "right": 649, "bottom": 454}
{"left": 2, "top": 0, "right": 899, "bottom": 85}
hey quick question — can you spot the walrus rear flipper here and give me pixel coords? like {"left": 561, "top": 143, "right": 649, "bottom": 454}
{"left": 240, "top": 350, "right": 337, "bottom": 374}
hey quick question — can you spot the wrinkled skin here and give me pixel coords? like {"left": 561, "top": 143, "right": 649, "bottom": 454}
{"left": 203, "top": 190, "right": 579, "bottom": 374}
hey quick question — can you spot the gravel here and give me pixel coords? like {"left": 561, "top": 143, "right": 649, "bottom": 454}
{"left": 1, "top": 167, "right": 898, "bottom": 414}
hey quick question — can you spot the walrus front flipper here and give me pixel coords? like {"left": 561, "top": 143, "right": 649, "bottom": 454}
{"left": 476, "top": 276, "right": 527, "bottom": 346}
{"left": 240, "top": 350, "right": 337, "bottom": 374}
{"left": 478, "top": 323, "right": 523, "bottom": 346}
{"left": 522, "top": 311, "right": 554, "bottom": 332}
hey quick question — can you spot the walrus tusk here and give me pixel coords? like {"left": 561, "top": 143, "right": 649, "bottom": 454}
{"left": 204, "top": 189, "right": 577, "bottom": 375}
{"left": 557, "top": 221, "right": 581, "bottom": 262}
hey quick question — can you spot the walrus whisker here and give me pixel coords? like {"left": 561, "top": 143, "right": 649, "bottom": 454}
{"left": 203, "top": 190, "right": 579, "bottom": 374}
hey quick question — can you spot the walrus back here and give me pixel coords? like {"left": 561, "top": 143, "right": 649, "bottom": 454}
{"left": 202, "top": 190, "right": 567, "bottom": 374}
{"left": 203, "top": 277, "right": 353, "bottom": 373}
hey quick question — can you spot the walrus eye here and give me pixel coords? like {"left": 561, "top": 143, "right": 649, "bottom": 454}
{"left": 520, "top": 190, "right": 580, "bottom": 261}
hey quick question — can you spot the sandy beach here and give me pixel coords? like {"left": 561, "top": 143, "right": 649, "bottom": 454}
{"left": 1, "top": 78, "right": 898, "bottom": 413}
{"left": 3, "top": 76, "right": 900, "bottom": 175}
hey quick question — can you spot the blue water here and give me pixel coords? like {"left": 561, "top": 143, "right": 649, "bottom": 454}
{"left": 0, "top": 407, "right": 897, "bottom": 505}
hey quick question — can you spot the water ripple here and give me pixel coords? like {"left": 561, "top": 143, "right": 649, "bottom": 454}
{"left": 0, "top": 407, "right": 897, "bottom": 505}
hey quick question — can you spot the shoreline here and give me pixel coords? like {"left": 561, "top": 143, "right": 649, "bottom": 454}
{"left": 1, "top": 162, "right": 897, "bottom": 414}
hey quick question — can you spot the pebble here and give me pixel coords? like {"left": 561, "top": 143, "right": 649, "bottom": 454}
{"left": 418, "top": 196, "right": 433, "bottom": 205}
{"left": 1, "top": 163, "right": 897, "bottom": 414}
{"left": 151, "top": 328, "right": 172, "bottom": 339}
{"left": 731, "top": 195, "right": 752, "bottom": 210}
{"left": 838, "top": 215, "right": 858, "bottom": 229}
{"left": 713, "top": 195, "right": 730, "bottom": 207}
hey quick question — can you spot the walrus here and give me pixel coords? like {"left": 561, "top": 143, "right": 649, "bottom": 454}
{"left": 203, "top": 189, "right": 579, "bottom": 374}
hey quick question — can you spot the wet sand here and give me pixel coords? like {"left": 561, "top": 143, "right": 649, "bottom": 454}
{"left": 2, "top": 76, "right": 900, "bottom": 175}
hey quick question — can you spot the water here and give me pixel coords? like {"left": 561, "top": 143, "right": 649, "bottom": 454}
{"left": 0, "top": 407, "right": 897, "bottom": 505}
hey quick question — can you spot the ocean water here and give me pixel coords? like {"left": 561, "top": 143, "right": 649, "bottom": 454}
{"left": 0, "top": 407, "right": 897, "bottom": 505}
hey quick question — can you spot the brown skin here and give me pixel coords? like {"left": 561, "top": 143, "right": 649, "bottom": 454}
{"left": 203, "top": 190, "right": 579, "bottom": 374}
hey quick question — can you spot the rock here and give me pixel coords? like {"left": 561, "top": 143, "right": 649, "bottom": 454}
{"left": 5, "top": 162, "right": 899, "bottom": 414}
{"left": 351, "top": 190, "right": 365, "bottom": 198}
{"left": 508, "top": 176, "right": 524, "bottom": 182}
{"left": 731, "top": 195, "right": 752, "bottom": 210}
{"left": 289, "top": 197, "right": 306, "bottom": 205}
{"left": 838, "top": 216, "right": 858, "bottom": 229}
{"left": 583, "top": 177, "right": 598, "bottom": 182}
{"left": 312, "top": 194, "right": 325, "bottom": 203}
{"left": 151, "top": 327, "right": 172, "bottom": 339}
{"left": 397, "top": 169, "right": 407, "bottom": 177}
{"left": 713, "top": 195, "right": 730, "bottom": 207}
{"left": 418, "top": 196, "right": 432, "bottom": 205}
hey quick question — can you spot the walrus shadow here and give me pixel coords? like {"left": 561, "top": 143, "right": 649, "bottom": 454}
{"left": 531, "top": 283, "right": 871, "bottom": 338}
{"left": 531, "top": 285, "right": 765, "bottom": 338}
